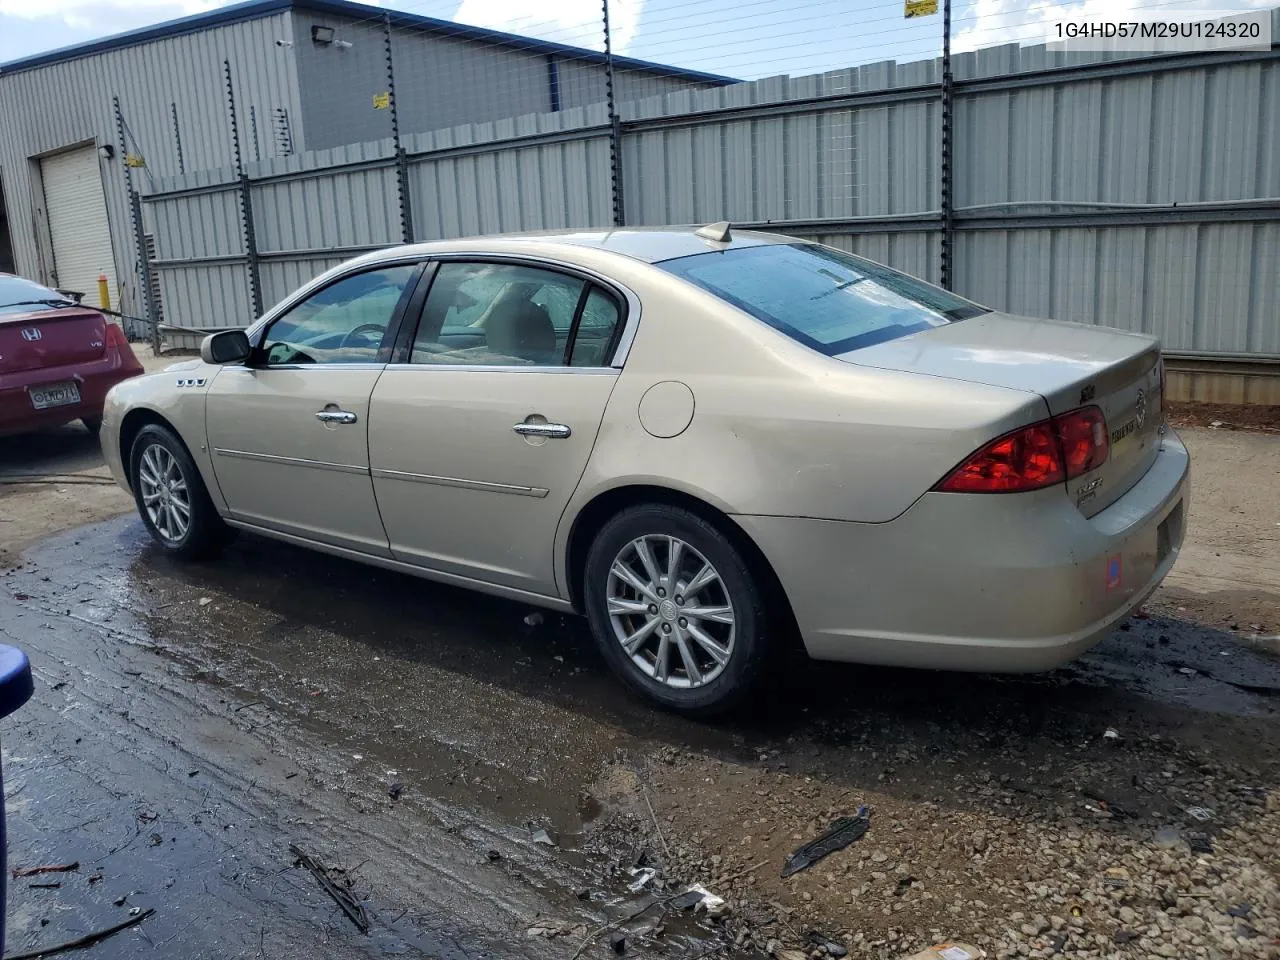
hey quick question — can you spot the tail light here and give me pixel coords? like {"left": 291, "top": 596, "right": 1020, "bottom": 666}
{"left": 104, "top": 322, "right": 129, "bottom": 349}
{"left": 934, "top": 405, "right": 1108, "bottom": 494}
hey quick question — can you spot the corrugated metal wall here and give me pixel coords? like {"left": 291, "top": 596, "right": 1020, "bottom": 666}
{"left": 0, "top": 11, "right": 303, "bottom": 318}
{"left": 141, "top": 18, "right": 1280, "bottom": 361}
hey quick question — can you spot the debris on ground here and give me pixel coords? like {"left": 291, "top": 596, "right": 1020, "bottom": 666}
{"left": 198, "top": 597, "right": 212, "bottom": 606}
{"left": 608, "top": 931, "right": 627, "bottom": 954}
{"left": 626, "top": 867, "right": 656, "bottom": 892}
{"left": 780, "top": 806, "right": 870, "bottom": 877}
{"left": 387, "top": 782, "right": 404, "bottom": 801}
{"left": 289, "top": 844, "right": 370, "bottom": 934}
{"left": 1103, "top": 865, "right": 1129, "bottom": 888}
{"left": 3, "top": 908, "right": 157, "bottom": 960}
{"left": 1184, "top": 804, "right": 1215, "bottom": 821}
{"left": 525, "top": 918, "right": 587, "bottom": 939}
{"left": 523, "top": 612, "right": 544, "bottom": 627}
{"left": 1102, "top": 727, "right": 1120, "bottom": 741}
{"left": 1187, "top": 833, "right": 1214, "bottom": 854}
{"left": 808, "top": 930, "right": 848, "bottom": 957}
{"left": 11, "top": 862, "right": 79, "bottom": 879}
{"left": 1228, "top": 903, "right": 1252, "bottom": 918}
{"left": 531, "top": 828, "right": 556, "bottom": 846}
{"left": 685, "top": 883, "right": 729, "bottom": 918}
{"left": 902, "top": 943, "right": 985, "bottom": 960}
{"left": 1153, "top": 825, "right": 1181, "bottom": 848}
{"left": 28, "top": 881, "right": 61, "bottom": 889}
{"left": 668, "top": 889, "right": 704, "bottom": 910}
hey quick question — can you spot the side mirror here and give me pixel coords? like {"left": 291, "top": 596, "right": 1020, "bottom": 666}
{"left": 201, "top": 330, "right": 252, "bottom": 365}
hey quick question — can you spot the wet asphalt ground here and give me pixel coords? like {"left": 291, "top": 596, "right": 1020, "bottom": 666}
{"left": 1, "top": 432, "right": 1279, "bottom": 957}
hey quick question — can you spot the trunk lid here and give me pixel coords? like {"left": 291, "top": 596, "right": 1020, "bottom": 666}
{"left": 838, "top": 312, "right": 1163, "bottom": 515}
{"left": 0, "top": 307, "right": 108, "bottom": 375}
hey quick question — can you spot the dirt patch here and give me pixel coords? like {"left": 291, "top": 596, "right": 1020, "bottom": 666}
{"left": 1167, "top": 402, "right": 1280, "bottom": 433}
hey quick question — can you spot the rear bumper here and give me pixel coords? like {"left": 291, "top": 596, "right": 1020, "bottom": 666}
{"left": 0, "top": 348, "right": 144, "bottom": 437}
{"left": 735, "top": 429, "right": 1190, "bottom": 673}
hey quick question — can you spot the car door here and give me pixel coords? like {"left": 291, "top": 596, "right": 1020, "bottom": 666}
{"left": 368, "top": 259, "right": 627, "bottom": 599}
{"left": 206, "top": 262, "right": 422, "bottom": 556}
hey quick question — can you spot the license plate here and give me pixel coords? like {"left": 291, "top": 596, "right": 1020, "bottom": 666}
{"left": 29, "top": 381, "right": 81, "bottom": 410}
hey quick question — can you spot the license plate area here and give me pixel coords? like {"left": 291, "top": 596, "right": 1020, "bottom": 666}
{"left": 29, "top": 381, "right": 81, "bottom": 410}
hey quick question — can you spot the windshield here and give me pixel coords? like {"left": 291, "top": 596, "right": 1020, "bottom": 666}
{"left": 657, "top": 243, "right": 989, "bottom": 355}
{"left": 0, "top": 275, "right": 71, "bottom": 315}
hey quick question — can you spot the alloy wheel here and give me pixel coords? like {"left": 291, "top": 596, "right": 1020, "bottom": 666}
{"left": 606, "top": 535, "right": 736, "bottom": 688}
{"left": 137, "top": 443, "right": 191, "bottom": 544}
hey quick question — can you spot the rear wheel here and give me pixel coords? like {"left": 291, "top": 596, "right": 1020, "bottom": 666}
{"left": 583, "top": 504, "right": 775, "bottom": 716}
{"left": 129, "top": 424, "right": 230, "bottom": 559}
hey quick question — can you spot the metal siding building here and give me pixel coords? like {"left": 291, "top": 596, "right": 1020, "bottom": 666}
{"left": 0, "top": 0, "right": 729, "bottom": 316}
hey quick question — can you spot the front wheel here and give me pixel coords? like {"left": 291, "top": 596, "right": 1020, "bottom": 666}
{"left": 130, "top": 424, "right": 231, "bottom": 559}
{"left": 583, "top": 504, "right": 775, "bottom": 716}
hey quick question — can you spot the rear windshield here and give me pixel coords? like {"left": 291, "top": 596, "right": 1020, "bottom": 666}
{"left": 0, "top": 275, "right": 69, "bottom": 315}
{"left": 657, "top": 243, "right": 988, "bottom": 354}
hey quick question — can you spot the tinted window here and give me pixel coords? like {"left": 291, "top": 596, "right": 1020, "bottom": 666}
{"left": 0, "top": 275, "right": 70, "bottom": 315}
{"left": 569, "top": 288, "right": 621, "bottom": 367}
{"left": 658, "top": 243, "right": 988, "bottom": 355}
{"left": 410, "top": 262, "right": 620, "bottom": 367}
{"left": 261, "top": 265, "right": 417, "bottom": 365}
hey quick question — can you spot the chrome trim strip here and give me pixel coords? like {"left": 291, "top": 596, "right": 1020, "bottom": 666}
{"left": 213, "top": 448, "right": 368, "bottom": 475}
{"left": 371, "top": 467, "right": 549, "bottom": 498}
{"left": 381, "top": 363, "right": 618, "bottom": 375}
{"left": 218, "top": 363, "right": 387, "bottom": 372}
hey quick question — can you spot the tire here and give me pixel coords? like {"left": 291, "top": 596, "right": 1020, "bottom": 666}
{"left": 129, "top": 423, "right": 231, "bottom": 559}
{"left": 583, "top": 503, "right": 775, "bottom": 716}
{"left": 81, "top": 416, "right": 102, "bottom": 437}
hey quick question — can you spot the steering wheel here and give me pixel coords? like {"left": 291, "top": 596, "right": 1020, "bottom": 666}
{"left": 340, "top": 323, "right": 387, "bottom": 349}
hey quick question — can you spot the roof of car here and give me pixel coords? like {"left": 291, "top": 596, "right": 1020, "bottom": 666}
{"left": 390, "top": 227, "right": 795, "bottom": 266}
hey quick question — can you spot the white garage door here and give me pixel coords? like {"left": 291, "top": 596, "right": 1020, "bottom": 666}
{"left": 41, "top": 146, "right": 118, "bottom": 310}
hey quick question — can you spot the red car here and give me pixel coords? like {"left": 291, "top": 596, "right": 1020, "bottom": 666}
{"left": 0, "top": 274, "right": 145, "bottom": 438}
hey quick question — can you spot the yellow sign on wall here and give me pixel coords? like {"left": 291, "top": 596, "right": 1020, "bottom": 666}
{"left": 905, "top": 0, "right": 938, "bottom": 16}
{"left": 372, "top": 92, "right": 391, "bottom": 110}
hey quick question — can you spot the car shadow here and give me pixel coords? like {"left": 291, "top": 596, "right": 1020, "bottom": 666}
{"left": 106, "top": 518, "right": 1280, "bottom": 834}
{"left": 0, "top": 422, "right": 102, "bottom": 477}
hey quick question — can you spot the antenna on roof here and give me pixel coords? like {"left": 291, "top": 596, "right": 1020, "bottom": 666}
{"left": 694, "top": 221, "right": 732, "bottom": 243}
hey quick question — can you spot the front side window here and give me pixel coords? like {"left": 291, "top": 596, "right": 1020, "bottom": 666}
{"left": 410, "top": 262, "right": 621, "bottom": 367}
{"left": 658, "top": 243, "right": 988, "bottom": 355}
{"left": 260, "top": 264, "right": 418, "bottom": 365}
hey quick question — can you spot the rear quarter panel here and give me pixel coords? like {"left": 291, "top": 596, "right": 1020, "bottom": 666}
{"left": 554, "top": 256, "right": 1048, "bottom": 590}
{"left": 103, "top": 361, "right": 227, "bottom": 512}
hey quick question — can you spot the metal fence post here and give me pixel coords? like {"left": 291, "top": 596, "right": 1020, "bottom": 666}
{"left": 113, "top": 95, "right": 161, "bottom": 354}
{"left": 384, "top": 13, "right": 414, "bottom": 244}
{"left": 602, "top": 0, "right": 625, "bottom": 227}
{"left": 939, "top": 0, "right": 955, "bottom": 289}
{"left": 225, "top": 60, "right": 263, "bottom": 317}
{"left": 170, "top": 102, "right": 185, "bottom": 175}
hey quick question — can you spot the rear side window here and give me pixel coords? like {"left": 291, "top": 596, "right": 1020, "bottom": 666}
{"left": 658, "top": 243, "right": 988, "bottom": 355}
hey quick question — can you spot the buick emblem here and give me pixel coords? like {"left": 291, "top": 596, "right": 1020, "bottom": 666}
{"left": 1135, "top": 388, "right": 1147, "bottom": 430}
{"left": 20, "top": 327, "right": 42, "bottom": 342}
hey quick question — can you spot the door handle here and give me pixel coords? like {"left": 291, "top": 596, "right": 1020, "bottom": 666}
{"left": 512, "top": 421, "right": 571, "bottom": 439}
{"left": 316, "top": 409, "right": 358, "bottom": 424}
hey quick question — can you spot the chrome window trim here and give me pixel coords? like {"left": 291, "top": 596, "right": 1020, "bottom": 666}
{"left": 213, "top": 447, "right": 367, "bottom": 475}
{"left": 371, "top": 468, "right": 549, "bottom": 498}
{"left": 382, "top": 364, "right": 618, "bottom": 376}
{"left": 245, "top": 249, "right": 642, "bottom": 367}
{"left": 246, "top": 253, "right": 429, "bottom": 339}
{"left": 218, "top": 362, "right": 388, "bottom": 373}
{"left": 402, "top": 251, "right": 641, "bottom": 369}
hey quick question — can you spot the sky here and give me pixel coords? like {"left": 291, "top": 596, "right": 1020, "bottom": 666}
{"left": 0, "top": 0, "right": 1273, "bottom": 75}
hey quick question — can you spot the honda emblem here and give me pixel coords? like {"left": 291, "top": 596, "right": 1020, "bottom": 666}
{"left": 20, "top": 327, "right": 42, "bottom": 342}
